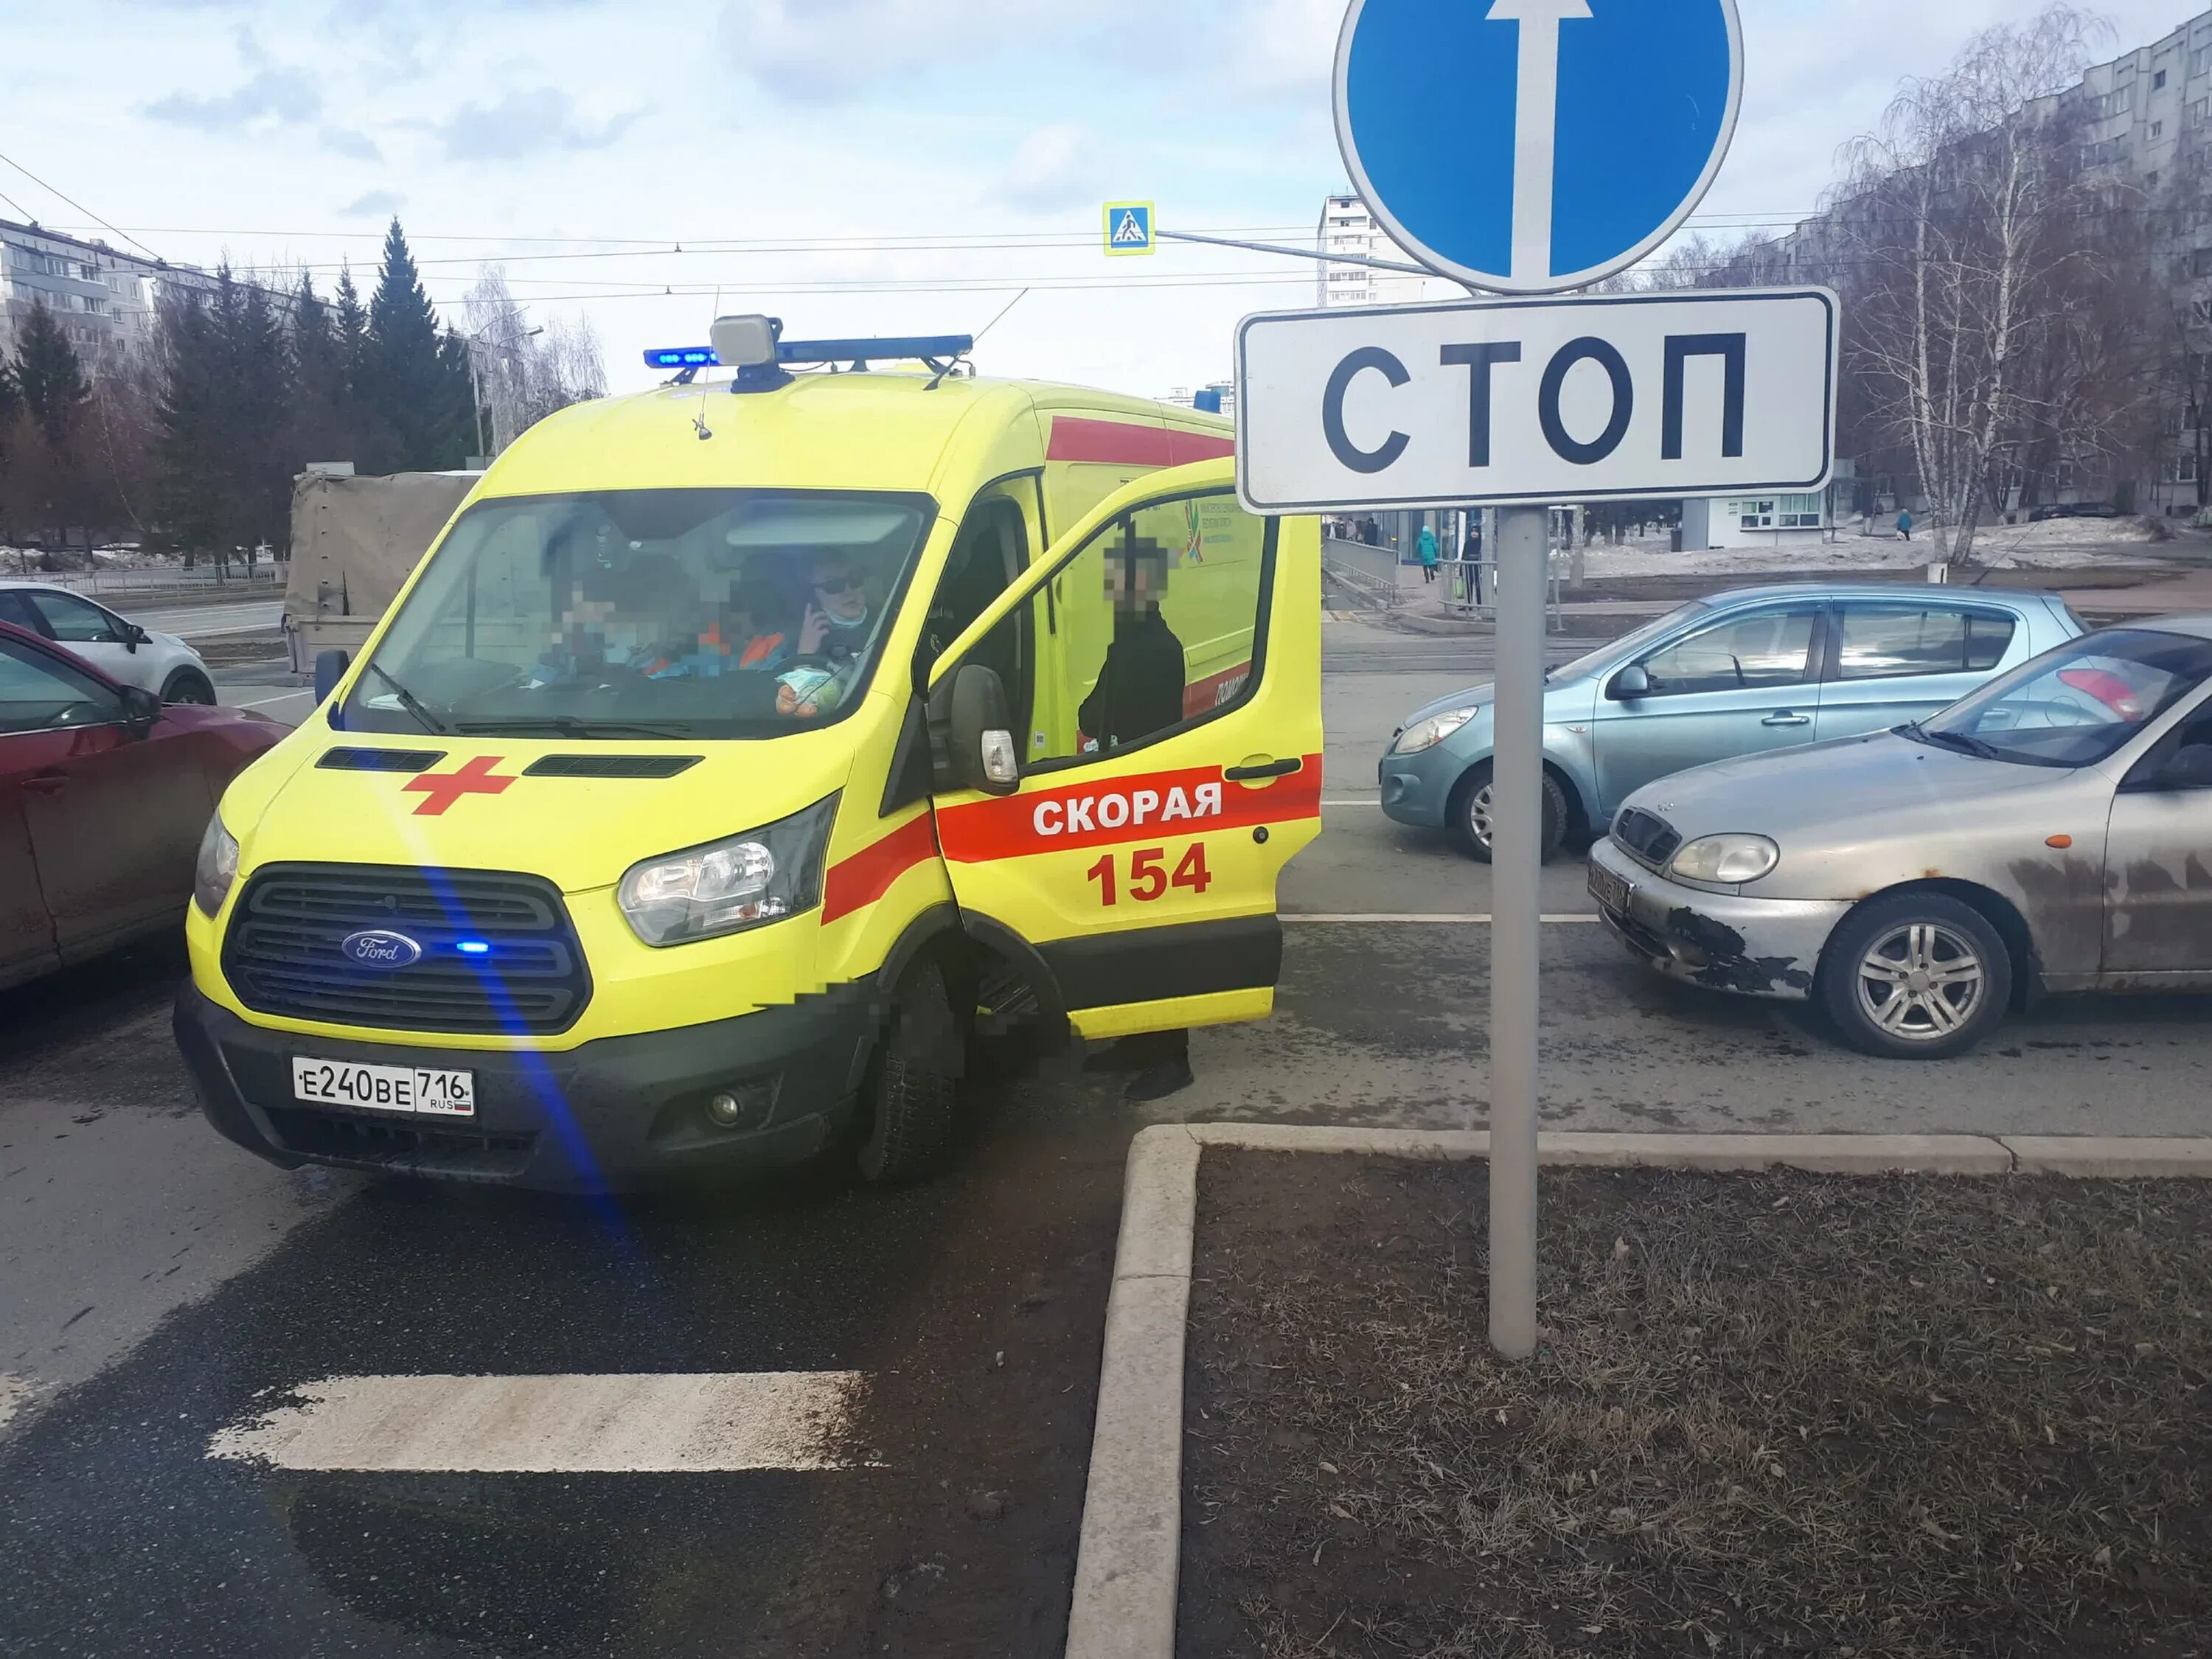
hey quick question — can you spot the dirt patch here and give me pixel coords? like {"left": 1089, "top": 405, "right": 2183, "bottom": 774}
{"left": 1182, "top": 1153, "right": 2212, "bottom": 1658}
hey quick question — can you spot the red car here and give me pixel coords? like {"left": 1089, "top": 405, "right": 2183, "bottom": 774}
{"left": 1, "top": 619, "right": 285, "bottom": 991}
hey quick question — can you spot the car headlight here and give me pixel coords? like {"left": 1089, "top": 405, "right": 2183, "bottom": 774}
{"left": 194, "top": 812, "right": 240, "bottom": 917}
{"left": 1666, "top": 833, "right": 1781, "bottom": 886}
{"left": 1393, "top": 707, "right": 1477, "bottom": 755}
{"left": 617, "top": 795, "right": 838, "bottom": 947}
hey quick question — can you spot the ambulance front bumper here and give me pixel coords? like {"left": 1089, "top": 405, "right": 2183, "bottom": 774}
{"left": 174, "top": 980, "right": 882, "bottom": 1193}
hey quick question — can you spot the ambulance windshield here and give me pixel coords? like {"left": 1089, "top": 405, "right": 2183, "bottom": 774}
{"left": 342, "top": 488, "right": 936, "bottom": 740}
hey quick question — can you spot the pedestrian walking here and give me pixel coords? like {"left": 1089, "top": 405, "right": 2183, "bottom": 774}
{"left": 1897, "top": 508, "right": 1913, "bottom": 542}
{"left": 1416, "top": 523, "right": 1439, "bottom": 583}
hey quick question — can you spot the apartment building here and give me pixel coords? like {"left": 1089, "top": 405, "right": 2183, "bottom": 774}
{"left": 0, "top": 218, "right": 221, "bottom": 372}
{"left": 1315, "top": 194, "right": 1448, "bottom": 309}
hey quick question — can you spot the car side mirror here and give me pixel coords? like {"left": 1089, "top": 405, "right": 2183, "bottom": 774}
{"left": 1608, "top": 664, "right": 1652, "bottom": 700}
{"left": 120, "top": 684, "right": 161, "bottom": 737}
{"left": 125, "top": 625, "right": 145, "bottom": 653}
{"left": 314, "top": 648, "right": 351, "bottom": 704}
{"left": 927, "top": 662, "right": 1019, "bottom": 797}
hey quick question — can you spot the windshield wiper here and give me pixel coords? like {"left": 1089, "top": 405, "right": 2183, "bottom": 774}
{"left": 363, "top": 663, "right": 450, "bottom": 734}
{"left": 1906, "top": 722, "right": 1999, "bottom": 760}
{"left": 453, "top": 716, "right": 698, "bottom": 740}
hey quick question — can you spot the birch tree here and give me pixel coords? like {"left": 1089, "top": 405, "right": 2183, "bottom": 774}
{"left": 1834, "top": 4, "right": 2107, "bottom": 566}
{"left": 462, "top": 268, "right": 607, "bottom": 457}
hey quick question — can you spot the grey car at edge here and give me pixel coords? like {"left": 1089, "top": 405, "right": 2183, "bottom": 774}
{"left": 1587, "top": 616, "right": 2212, "bottom": 1058}
{"left": 1378, "top": 582, "right": 2081, "bottom": 860}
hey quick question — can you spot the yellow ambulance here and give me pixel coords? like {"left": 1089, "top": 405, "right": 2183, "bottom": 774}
{"left": 175, "top": 318, "right": 1324, "bottom": 1190}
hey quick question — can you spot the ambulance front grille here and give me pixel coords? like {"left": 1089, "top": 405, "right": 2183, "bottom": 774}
{"left": 220, "top": 863, "right": 591, "bottom": 1036}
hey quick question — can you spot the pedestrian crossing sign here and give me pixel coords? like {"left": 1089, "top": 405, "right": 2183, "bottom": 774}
{"left": 1103, "top": 201, "right": 1154, "bottom": 257}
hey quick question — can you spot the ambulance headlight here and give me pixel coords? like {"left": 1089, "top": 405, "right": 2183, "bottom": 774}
{"left": 194, "top": 811, "right": 240, "bottom": 917}
{"left": 617, "top": 794, "right": 838, "bottom": 947}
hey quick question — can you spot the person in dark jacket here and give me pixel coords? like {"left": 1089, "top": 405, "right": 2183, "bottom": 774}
{"left": 1079, "top": 533, "right": 1194, "bottom": 1101}
{"left": 1079, "top": 536, "right": 1187, "bottom": 751}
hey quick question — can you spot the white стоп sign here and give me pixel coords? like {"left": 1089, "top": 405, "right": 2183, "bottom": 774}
{"left": 1235, "top": 287, "right": 1836, "bottom": 514}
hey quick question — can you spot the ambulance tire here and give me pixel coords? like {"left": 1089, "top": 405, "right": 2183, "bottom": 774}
{"left": 1448, "top": 760, "right": 1567, "bottom": 864}
{"left": 856, "top": 957, "right": 963, "bottom": 1184}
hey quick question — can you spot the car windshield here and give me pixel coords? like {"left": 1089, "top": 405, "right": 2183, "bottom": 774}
{"left": 1912, "top": 627, "right": 2212, "bottom": 769}
{"left": 1548, "top": 601, "right": 1709, "bottom": 683}
{"left": 342, "top": 489, "right": 936, "bottom": 740}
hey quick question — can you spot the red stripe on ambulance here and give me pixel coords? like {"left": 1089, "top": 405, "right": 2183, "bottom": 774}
{"left": 1045, "top": 417, "right": 1236, "bottom": 468}
{"left": 822, "top": 812, "right": 939, "bottom": 925}
{"left": 935, "top": 755, "right": 1322, "bottom": 863}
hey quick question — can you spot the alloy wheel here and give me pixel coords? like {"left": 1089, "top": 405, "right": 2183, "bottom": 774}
{"left": 1467, "top": 781, "right": 1495, "bottom": 849}
{"left": 1853, "top": 922, "right": 1986, "bottom": 1042}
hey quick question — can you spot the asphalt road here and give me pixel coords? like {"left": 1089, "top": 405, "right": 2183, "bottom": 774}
{"left": 4, "top": 613, "right": 2209, "bottom": 1657}
{"left": 122, "top": 597, "right": 286, "bottom": 641}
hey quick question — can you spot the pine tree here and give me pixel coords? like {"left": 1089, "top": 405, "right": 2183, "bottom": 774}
{"left": 234, "top": 279, "right": 294, "bottom": 565}
{"left": 331, "top": 262, "right": 400, "bottom": 473}
{"left": 10, "top": 302, "right": 95, "bottom": 549}
{"left": 0, "top": 357, "right": 21, "bottom": 544}
{"left": 334, "top": 265, "right": 369, "bottom": 402}
{"left": 153, "top": 289, "right": 228, "bottom": 564}
{"left": 366, "top": 219, "right": 468, "bottom": 469}
{"left": 13, "top": 302, "right": 89, "bottom": 451}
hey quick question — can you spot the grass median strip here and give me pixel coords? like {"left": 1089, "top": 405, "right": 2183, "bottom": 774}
{"left": 1180, "top": 1152, "right": 2212, "bottom": 1658}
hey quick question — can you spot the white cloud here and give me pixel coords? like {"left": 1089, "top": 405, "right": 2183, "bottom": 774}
{"left": 144, "top": 66, "right": 321, "bottom": 129}
{"left": 434, "top": 89, "right": 639, "bottom": 161}
{"left": 1001, "top": 124, "right": 1105, "bottom": 215}
{"left": 338, "top": 189, "right": 406, "bottom": 219}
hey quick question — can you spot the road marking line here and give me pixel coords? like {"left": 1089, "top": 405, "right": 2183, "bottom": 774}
{"left": 1284, "top": 913, "right": 1601, "bottom": 924}
{"left": 231, "top": 690, "right": 314, "bottom": 709}
{"left": 206, "top": 1371, "right": 866, "bottom": 1473}
{"left": 1320, "top": 798, "right": 1382, "bottom": 806}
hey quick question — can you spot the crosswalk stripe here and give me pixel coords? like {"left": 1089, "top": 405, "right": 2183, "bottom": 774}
{"left": 206, "top": 1371, "right": 867, "bottom": 1473}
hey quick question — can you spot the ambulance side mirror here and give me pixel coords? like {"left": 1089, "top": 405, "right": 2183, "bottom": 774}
{"left": 928, "top": 662, "right": 1019, "bottom": 798}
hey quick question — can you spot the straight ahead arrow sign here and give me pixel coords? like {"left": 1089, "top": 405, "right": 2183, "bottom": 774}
{"left": 1486, "top": 0, "right": 1593, "bottom": 286}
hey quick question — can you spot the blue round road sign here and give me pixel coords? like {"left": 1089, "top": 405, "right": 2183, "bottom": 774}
{"left": 1334, "top": 0, "right": 1742, "bottom": 295}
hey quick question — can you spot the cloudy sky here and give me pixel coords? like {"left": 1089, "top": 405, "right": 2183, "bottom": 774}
{"left": 2, "top": 0, "right": 2197, "bottom": 399}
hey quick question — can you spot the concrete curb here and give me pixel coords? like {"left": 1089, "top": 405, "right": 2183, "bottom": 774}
{"left": 1061, "top": 1125, "right": 2212, "bottom": 1659}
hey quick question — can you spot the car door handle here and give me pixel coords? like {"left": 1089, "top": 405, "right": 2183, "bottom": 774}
{"left": 21, "top": 773, "right": 68, "bottom": 795}
{"left": 1223, "top": 757, "right": 1303, "bottom": 782}
{"left": 1761, "top": 712, "right": 1812, "bottom": 727}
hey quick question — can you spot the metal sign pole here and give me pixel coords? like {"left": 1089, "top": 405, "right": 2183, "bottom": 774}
{"left": 1487, "top": 503, "right": 1546, "bottom": 1358}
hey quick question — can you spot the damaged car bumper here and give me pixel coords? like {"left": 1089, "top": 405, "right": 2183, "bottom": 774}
{"left": 1586, "top": 837, "right": 1848, "bottom": 1001}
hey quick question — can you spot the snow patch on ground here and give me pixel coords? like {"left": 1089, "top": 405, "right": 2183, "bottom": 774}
{"left": 1580, "top": 518, "right": 2195, "bottom": 577}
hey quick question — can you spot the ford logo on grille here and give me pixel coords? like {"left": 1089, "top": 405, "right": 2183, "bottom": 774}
{"left": 341, "top": 929, "right": 422, "bottom": 969}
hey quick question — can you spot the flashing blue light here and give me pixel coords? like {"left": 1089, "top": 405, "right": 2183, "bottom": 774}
{"left": 456, "top": 940, "right": 492, "bottom": 956}
{"left": 642, "top": 335, "right": 975, "bottom": 372}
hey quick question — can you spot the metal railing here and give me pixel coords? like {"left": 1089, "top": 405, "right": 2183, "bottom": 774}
{"left": 14, "top": 563, "right": 283, "bottom": 598}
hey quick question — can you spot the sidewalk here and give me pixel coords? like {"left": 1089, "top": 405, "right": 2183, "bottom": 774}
{"left": 2059, "top": 566, "right": 2212, "bottom": 616}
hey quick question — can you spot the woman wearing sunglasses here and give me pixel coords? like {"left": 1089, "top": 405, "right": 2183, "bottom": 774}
{"left": 776, "top": 550, "right": 883, "bottom": 717}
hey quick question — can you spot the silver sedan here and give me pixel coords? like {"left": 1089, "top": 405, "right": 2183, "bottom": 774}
{"left": 1587, "top": 616, "right": 2212, "bottom": 1057}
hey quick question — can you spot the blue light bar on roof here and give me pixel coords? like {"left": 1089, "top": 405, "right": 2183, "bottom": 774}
{"left": 642, "top": 335, "right": 975, "bottom": 372}
{"left": 781, "top": 335, "right": 975, "bottom": 364}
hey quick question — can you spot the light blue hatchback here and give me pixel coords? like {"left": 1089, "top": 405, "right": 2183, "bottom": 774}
{"left": 1378, "top": 582, "right": 2084, "bottom": 860}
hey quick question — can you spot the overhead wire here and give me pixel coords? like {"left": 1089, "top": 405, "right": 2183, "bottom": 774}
{"left": 0, "top": 150, "right": 165, "bottom": 262}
